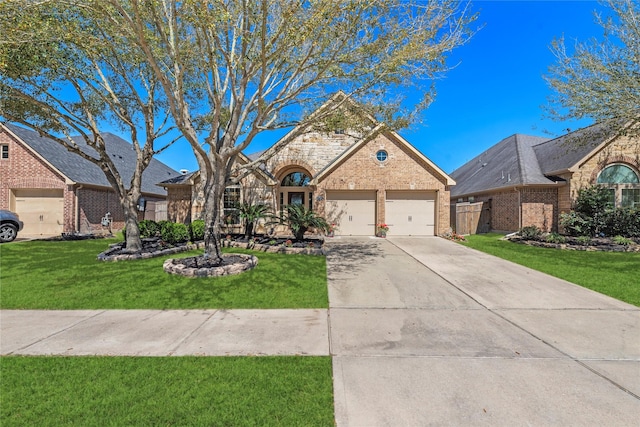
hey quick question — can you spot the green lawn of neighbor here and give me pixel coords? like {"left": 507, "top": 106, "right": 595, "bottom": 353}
{"left": 0, "top": 239, "right": 328, "bottom": 309}
{"left": 1, "top": 356, "right": 334, "bottom": 427}
{"left": 460, "top": 233, "right": 640, "bottom": 307}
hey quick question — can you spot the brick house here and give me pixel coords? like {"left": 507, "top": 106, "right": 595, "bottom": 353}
{"left": 159, "top": 94, "right": 454, "bottom": 236}
{"left": 450, "top": 123, "right": 640, "bottom": 234}
{"left": 0, "top": 123, "right": 179, "bottom": 237}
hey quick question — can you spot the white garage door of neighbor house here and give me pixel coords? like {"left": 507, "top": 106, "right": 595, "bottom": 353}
{"left": 14, "top": 189, "right": 64, "bottom": 237}
{"left": 325, "top": 191, "right": 376, "bottom": 236}
{"left": 385, "top": 190, "right": 435, "bottom": 236}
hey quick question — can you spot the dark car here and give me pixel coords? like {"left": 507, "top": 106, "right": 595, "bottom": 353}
{"left": 0, "top": 210, "right": 24, "bottom": 242}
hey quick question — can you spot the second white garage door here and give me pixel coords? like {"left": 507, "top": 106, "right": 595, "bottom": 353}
{"left": 325, "top": 191, "right": 376, "bottom": 236}
{"left": 385, "top": 190, "right": 435, "bottom": 236}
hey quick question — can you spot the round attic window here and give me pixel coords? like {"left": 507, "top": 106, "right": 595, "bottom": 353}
{"left": 376, "top": 150, "right": 388, "bottom": 162}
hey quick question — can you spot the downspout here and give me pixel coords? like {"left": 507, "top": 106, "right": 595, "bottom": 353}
{"left": 75, "top": 185, "right": 83, "bottom": 233}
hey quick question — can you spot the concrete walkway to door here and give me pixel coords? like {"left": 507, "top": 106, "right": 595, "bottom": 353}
{"left": 326, "top": 236, "right": 640, "bottom": 426}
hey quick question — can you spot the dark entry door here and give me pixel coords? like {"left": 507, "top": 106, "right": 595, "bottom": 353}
{"left": 288, "top": 192, "right": 305, "bottom": 205}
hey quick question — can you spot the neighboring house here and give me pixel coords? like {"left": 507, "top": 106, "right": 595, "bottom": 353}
{"left": 450, "top": 123, "right": 640, "bottom": 234}
{"left": 159, "top": 93, "right": 455, "bottom": 236}
{"left": 0, "top": 123, "right": 180, "bottom": 237}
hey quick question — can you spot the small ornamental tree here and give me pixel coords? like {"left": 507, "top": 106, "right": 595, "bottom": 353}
{"left": 278, "top": 204, "right": 330, "bottom": 241}
{"left": 237, "top": 202, "right": 270, "bottom": 239}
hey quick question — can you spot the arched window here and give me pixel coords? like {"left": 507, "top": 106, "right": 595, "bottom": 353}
{"left": 281, "top": 172, "right": 310, "bottom": 187}
{"left": 596, "top": 164, "right": 640, "bottom": 208}
{"left": 597, "top": 164, "right": 639, "bottom": 184}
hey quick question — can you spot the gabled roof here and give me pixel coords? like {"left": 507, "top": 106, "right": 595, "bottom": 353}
{"left": 450, "top": 134, "right": 552, "bottom": 198}
{"left": 310, "top": 124, "right": 455, "bottom": 186}
{"left": 533, "top": 122, "right": 620, "bottom": 175}
{"left": 450, "top": 122, "right": 628, "bottom": 198}
{"left": 3, "top": 123, "right": 179, "bottom": 196}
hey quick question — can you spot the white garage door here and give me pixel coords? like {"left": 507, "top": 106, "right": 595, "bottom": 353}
{"left": 385, "top": 190, "right": 435, "bottom": 236}
{"left": 14, "top": 189, "right": 64, "bottom": 237}
{"left": 325, "top": 191, "right": 376, "bottom": 236}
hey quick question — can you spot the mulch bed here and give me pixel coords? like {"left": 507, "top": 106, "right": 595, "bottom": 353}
{"left": 98, "top": 235, "right": 325, "bottom": 261}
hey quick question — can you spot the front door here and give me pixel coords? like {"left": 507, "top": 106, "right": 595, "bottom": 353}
{"left": 288, "top": 192, "right": 305, "bottom": 206}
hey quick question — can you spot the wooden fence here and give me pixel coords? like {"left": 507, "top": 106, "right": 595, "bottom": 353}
{"left": 455, "top": 201, "right": 491, "bottom": 235}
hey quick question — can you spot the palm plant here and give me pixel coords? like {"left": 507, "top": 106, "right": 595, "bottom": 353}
{"left": 279, "top": 204, "right": 330, "bottom": 241}
{"left": 237, "top": 202, "right": 270, "bottom": 239}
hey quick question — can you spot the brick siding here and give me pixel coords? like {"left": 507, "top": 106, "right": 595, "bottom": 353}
{"left": 1, "top": 127, "right": 165, "bottom": 235}
{"left": 521, "top": 187, "right": 559, "bottom": 232}
{"left": 166, "top": 130, "right": 452, "bottom": 235}
{"left": 315, "top": 132, "right": 450, "bottom": 235}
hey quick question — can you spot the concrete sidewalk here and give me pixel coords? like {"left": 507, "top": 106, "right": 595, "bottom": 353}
{"left": 327, "top": 237, "right": 640, "bottom": 426}
{"left": 0, "top": 309, "right": 329, "bottom": 356}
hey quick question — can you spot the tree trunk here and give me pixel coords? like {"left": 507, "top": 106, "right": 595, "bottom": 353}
{"left": 244, "top": 220, "right": 255, "bottom": 239}
{"left": 123, "top": 200, "right": 142, "bottom": 252}
{"left": 202, "top": 170, "right": 226, "bottom": 264}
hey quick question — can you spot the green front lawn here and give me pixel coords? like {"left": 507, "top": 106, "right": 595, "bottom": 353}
{"left": 1, "top": 356, "right": 334, "bottom": 426}
{"left": 461, "top": 233, "right": 640, "bottom": 307}
{"left": 0, "top": 239, "right": 328, "bottom": 309}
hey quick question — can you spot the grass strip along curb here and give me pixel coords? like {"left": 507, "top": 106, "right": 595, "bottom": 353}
{"left": 1, "top": 356, "right": 334, "bottom": 427}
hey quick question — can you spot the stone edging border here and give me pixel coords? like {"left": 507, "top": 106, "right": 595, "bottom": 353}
{"left": 223, "top": 240, "right": 325, "bottom": 256}
{"left": 163, "top": 254, "right": 259, "bottom": 278}
{"left": 510, "top": 239, "right": 640, "bottom": 252}
{"left": 98, "top": 240, "right": 324, "bottom": 261}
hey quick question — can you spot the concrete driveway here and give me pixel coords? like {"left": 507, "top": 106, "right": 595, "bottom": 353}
{"left": 327, "top": 236, "right": 639, "bottom": 426}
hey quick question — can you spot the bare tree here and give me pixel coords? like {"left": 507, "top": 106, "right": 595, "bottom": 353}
{"left": 0, "top": 1, "right": 179, "bottom": 251}
{"left": 545, "top": 0, "right": 640, "bottom": 135}
{"left": 87, "top": 0, "right": 477, "bottom": 263}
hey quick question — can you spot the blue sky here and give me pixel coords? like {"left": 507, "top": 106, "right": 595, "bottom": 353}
{"left": 155, "top": 0, "right": 608, "bottom": 175}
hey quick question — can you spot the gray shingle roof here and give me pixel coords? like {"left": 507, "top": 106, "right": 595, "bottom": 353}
{"left": 450, "top": 134, "right": 551, "bottom": 198}
{"left": 6, "top": 123, "right": 179, "bottom": 196}
{"left": 533, "top": 122, "right": 617, "bottom": 175}
{"left": 450, "top": 123, "right": 623, "bottom": 198}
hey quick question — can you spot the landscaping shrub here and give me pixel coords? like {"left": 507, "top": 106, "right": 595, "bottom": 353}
{"left": 562, "top": 186, "right": 639, "bottom": 238}
{"left": 139, "top": 220, "right": 161, "bottom": 238}
{"left": 519, "top": 225, "right": 542, "bottom": 240}
{"left": 602, "top": 208, "right": 640, "bottom": 238}
{"left": 574, "top": 186, "right": 613, "bottom": 218}
{"left": 189, "top": 220, "right": 205, "bottom": 241}
{"left": 612, "top": 235, "right": 633, "bottom": 246}
{"left": 560, "top": 211, "right": 592, "bottom": 237}
{"left": 545, "top": 232, "right": 566, "bottom": 244}
{"left": 160, "top": 222, "right": 189, "bottom": 244}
